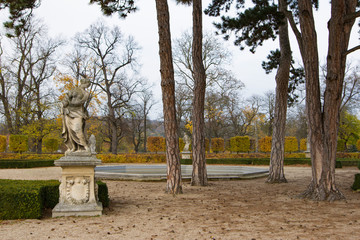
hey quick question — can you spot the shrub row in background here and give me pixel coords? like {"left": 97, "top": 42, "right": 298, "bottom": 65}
{"left": 0, "top": 180, "right": 59, "bottom": 219}
{"left": 0, "top": 159, "right": 55, "bottom": 169}
{"left": 147, "top": 137, "right": 166, "bottom": 153}
{"left": 9, "top": 135, "right": 29, "bottom": 153}
{"left": 0, "top": 180, "right": 109, "bottom": 220}
{"left": 0, "top": 153, "right": 62, "bottom": 160}
{"left": 98, "top": 153, "right": 166, "bottom": 163}
{"left": 145, "top": 136, "right": 360, "bottom": 154}
{"left": 229, "top": 136, "right": 250, "bottom": 153}
{"left": 1, "top": 153, "right": 360, "bottom": 166}
{"left": 0, "top": 135, "right": 6, "bottom": 152}
{"left": 211, "top": 138, "right": 224, "bottom": 153}
{"left": 0, "top": 135, "right": 60, "bottom": 154}
{"left": 43, "top": 138, "right": 59, "bottom": 153}
{"left": 180, "top": 158, "right": 350, "bottom": 167}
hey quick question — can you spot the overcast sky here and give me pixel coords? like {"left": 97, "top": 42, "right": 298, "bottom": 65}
{"left": 2, "top": 0, "right": 360, "bottom": 118}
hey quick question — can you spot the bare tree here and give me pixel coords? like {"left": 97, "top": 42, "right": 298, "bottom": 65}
{"left": 227, "top": 95, "right": 262, "bottom": 137}
{"left": 0, "top": 18, "right": 62, "bottom": 153}
{"left": 76, "top": 21, "right": 140, "bottom": 154}
{"left": 261, "top": 91, "right": 275, "bottom": 137}
{"left": 138, "top": 87, "right": 156, "bottom": 152}
{"left": 175, "top": 83, "right": 192, "bottom": 137}
{"left": 127, "top": 85, "right": 156, "bottom": 153}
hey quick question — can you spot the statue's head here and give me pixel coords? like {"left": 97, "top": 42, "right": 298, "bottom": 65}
{"left": 80, "top": 78, "right": 91, "bottom": 88}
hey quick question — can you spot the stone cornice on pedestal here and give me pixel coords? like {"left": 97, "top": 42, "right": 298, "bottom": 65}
{"left": 55, "top": 152, "right": 102, "bottom": 167}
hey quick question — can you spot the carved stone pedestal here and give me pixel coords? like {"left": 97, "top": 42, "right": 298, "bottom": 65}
{"left": 181, "top": 151, "right": 191, "bottom": 159}
{"left": 52, "top": 153, "right": 103, "bottom": 217}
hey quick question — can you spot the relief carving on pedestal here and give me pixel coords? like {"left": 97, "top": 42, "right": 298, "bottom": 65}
{"left": 65, "top": 176, "right": 90, "bottom": 204}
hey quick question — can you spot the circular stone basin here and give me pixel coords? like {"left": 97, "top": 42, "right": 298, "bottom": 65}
{"left": 95, "top": 164, "right": 268, "bottom": 181}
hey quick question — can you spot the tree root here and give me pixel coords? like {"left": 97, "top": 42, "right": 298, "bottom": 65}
{"left": 266, "top": 176, "right": 288, "bottom": 184}
{"left": 298, "top": 183, "right": 345, "bottom": 201}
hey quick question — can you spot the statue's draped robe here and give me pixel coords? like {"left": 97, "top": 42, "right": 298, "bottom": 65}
{"left": 62, "top": 89, "right": 89, "bottom": 152}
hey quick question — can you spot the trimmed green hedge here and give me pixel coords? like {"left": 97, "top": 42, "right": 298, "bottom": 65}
{"left": 0, "top": 180, "right": 109, "bottom": 220}
{"left": 0, "top": 159, "right": 55, "bottom": 168}
{"left": 9, "top": 135, "right": 28, "bottom": 153}
{"left": 0, "top": 180, "right": 59, "bottom": 219}
{"left": 352, "top": 173, "right": 360, "bottom": 191}
{"left": 97, "top": 181, "right": 109, "bottom": 207}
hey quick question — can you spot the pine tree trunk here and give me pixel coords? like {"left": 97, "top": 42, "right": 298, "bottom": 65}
{"left": 191, "top": 0, "right": 207, "bottom": 186}
{"left": 155, "top": 0, "right": 182, "bottom": 194}
{"left": 320, "top": 0, "right": 356, "bottom": 201}
{"left": 298, "top": 0, "right": 327, "bottom": 200}
{"left": 267, "top": 0, "right": 291, "bottom": 184}
{"left": 298, "top": 0, "right": 356, "bottom": 201}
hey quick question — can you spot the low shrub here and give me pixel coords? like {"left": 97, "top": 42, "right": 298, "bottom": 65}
{"left": 300, "top": 138, "right": 307, "bottom": 151}
{"left": 336, "top": 152, "right": 360, "bottom": 159}
{"left": 230, "top": 136, "right": 250, "bottom": 153}
{"left": 205, "top": 139, "right": 210, "bottom": 152}
{"left": 335, "top": 159, "right": 360, "bottom": 167}
{"left": 0, "top": 180, "right": 109, "bottom": 220}
{"left": 179, "top": 138, "right": 184, "bottom": 152}
{"left": 97, "top": 181, "right": 109, "bottom": 207}
{"left": 259, "top": 136, "right": 272, "bottom": 153}
{"left": 147, "top": 137, "right": 166, "bottom": 153}
{"left": 285, "top": 137, "right": 298, "bottom": 153}
{"left": 211, "top": 138, "right": 224, "bottom": 153}
{"left": 0, "top": 180, "right": 59, "bottom": 219}
{"left": 9, "top": 135, "right": 29, "bottom": 153}
{"left": 0, "top": 159, "right": 55, "bottom": 168}
{"left": 98, "top": 154, "right": 166, "bottom": 163}
{"left": 285, "top": 153, "right": 306, "bottom": 158}
{"left": 0, "top": 135, "right": 6, "bottom": 152}
{"left": 206, "top": 153, "right": 270, "bottom": 159}
{"left": 43, "top": 138, "right": 59, "bottom": 153}
{"left": 335, "top": 161, "right": 342, "bottom": 168}
{"left": 0, "top": 153, "right": 63, "bottom": 160}
{"left": 337, "top": 139, "right": 346, "bottom": 152}
{"left": 351, "top": 173, "right": 360, "bottom": 191}
{"left": 181, "top": 158, "right": 312, "bottom": 166}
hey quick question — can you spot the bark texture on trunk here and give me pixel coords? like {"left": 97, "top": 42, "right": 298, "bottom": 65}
{"left": 267, "top": 0, "right": 291, "bottom": 184}
{"left": 298, "top": 0, "right": 356, "bottom": 201}
{"left": 191, "top": 0, "right": 207, "bottom": 186}
{"left": 155, "top": 0, "right": 182, "bottom": 194}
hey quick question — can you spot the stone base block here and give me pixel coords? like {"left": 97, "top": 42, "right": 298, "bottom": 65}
{"left": 52, "top": 153, "right": 103, "bottom": 218}
{"left": 182, "top": 151, "right": 191, "bottom": 159}
{"left": 52, "top": 202, "right": 103, "bottom": 217}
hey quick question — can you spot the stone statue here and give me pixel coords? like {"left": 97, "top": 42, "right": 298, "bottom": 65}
{"left": 61, "top": 78, "right": 91, "bottom": 155}
{"left": 89, "top": 134, "right": 96, "bottom": 154}
{"left": 183, "top": 133, "right": 191, "bottom": 152}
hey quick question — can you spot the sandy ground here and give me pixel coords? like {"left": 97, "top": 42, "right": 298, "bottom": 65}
{"left": 1, "top": 166, "right": 360, "bottom": 240}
